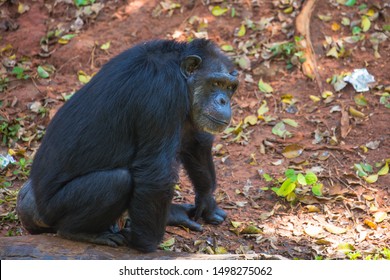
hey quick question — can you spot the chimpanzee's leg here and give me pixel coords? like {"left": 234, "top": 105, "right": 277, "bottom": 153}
{"left": 180, "top": 132, "right": 227, "bottom": 225}
{"left": 18, "top": 169, "right": 132, "bottom": 247}
{"left": 126, "top": 184, "right": 174, "bottom": 252}
{"left": 17, "top": 180, "right": 56, "bottom": 234}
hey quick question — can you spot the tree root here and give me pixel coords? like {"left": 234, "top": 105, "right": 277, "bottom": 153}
{"left": 295, "top": 0, "right": 324, "bottom": 93}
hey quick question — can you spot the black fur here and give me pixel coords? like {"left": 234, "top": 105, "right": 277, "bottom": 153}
{"left": 17, "top": 39, "right": 238, "bottom": 252}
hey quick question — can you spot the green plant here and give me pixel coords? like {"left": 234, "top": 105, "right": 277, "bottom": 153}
{"left": 271, "top": 169, "right": 323, "bottom": 201}
{"left": 354, "top": 161, "right": 388, "bottom": 184}
{"left": 11, "top": 66, "right": 29, "bottom": 80}
{"left": 0, "top": 117, "right": 21, "bottom": 146}
{"left": 12, "top": 157, "right": 32, "bottom": 179}
{"left": 74, "top": 0, "right": 95, "bottom": 7}
{"left": 268, "top": 36, "right": 306, "bottom": 69}
{"left": 0, "top": 178, "right": 12, "bottom": 189}
{"left": 1, "top": 211, "right": 18, "bottom": 223}
{"left": 347, "top": 251, "right": 362, "bottom": 260}
{"left": 381, "top": 248, "right": 390, "bottom": 259}
{"left": 379, "top": 93, "right": 390, "bottom": 109}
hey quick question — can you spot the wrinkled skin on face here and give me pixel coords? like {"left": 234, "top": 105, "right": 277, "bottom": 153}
{"left": 181, "top": 53, "right": 239, "bottom": 134}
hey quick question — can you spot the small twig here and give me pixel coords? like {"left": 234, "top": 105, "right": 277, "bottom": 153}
{"left": 265, "top": 137, "right": 355, "bottom": 153}
{"left": 334, "top": 176, "right": 356, "bottom": 194}
{"left": 30, "top": 78, "right": 43, "bottom": 94}
{"left": 90, "top": 45, "right": 96, "bottom": 69}
{"left": 330, "top": 152, "right": 344, "bottom": 167}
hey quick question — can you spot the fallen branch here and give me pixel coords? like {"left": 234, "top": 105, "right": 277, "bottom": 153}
{"left": 265, "top": 138, "right": 356, "bottom": 153}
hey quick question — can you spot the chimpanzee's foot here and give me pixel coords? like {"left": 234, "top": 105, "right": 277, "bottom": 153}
{"left": 167, "top": 204, "right": 203, "bottom": 232}
{"left": 58, "top": 230, "right": 129, "bottom": 247}
{"left": 194, "top": 196, "right": 227, "bottom": 225}
{"left": 202, "top": 206, "right": 227, "bottom": 225}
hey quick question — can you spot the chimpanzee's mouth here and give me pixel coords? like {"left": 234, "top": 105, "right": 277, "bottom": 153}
{"left": 205, "top": 114, "right": 230, "bottom": 126}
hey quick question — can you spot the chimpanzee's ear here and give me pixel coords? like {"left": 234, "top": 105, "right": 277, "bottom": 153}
{"left": 180, "top": 55, "right": 202, "bottom": 78}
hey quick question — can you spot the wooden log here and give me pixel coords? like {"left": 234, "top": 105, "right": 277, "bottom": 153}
{"left": 0, "top": 235, "right": 287, "bottom": 260}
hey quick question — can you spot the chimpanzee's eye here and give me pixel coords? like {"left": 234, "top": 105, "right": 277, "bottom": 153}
{"left": 213, "top": 81, "right": 223, "bottom": 88}
{"left": 227, "top": 84, "right": 237, "bottom": 91}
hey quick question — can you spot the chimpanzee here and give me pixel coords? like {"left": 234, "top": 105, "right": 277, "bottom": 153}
{"left": 16, "top": 39, "right": 238, "bottom": 253}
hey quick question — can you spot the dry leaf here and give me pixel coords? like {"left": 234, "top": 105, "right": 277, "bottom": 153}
{"left": 325, "top": 224, "right": 347, "bottom": 234}
{"left": 282, "top": 144, "right": 304, "bottom": 159}
{"left": 373, "top": 212, "right": 387, "bottom": 223}
{"left": 304, "top": 225, "right": 323, "bottom": 238}
{"left": 304, "top": 205, "right": 321, "bottom": 213}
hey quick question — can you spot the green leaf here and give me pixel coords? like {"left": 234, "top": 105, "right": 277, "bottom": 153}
{"left": 326, "top": 46, "right": 339, "bottom": 58}
{"left": 297, "top": 173, "right": 307, "bottom": 185}
{"left": 211, "top": 6, "right": 228, "bottom": 17}
{"left": 159, "top": 237, "right": 175, "bottom": 250}
{"left": 344, "top": 0, "right": 356, "bottom": 7}
{"left": 37, "top": 66, "right": 50, "bottom": 79}
{"left": 378, "top": 162, "right": 389, "bottom": 176}
{"left": 361, "top": 163, "right": 373, "bottom": 173}
{"left": 305, "top": 172, "right": 318, "bottom": 185}
{"left": 100, "top": 41, "right": 111, "bottom": 50}
{"left": 341, "top": 17, "right": 350, "bottom": 26}
{"left": 258, "top": 79, "right": 273, "bottom": 93}
{"left": 352, "top": 26, "right": 362, "bottom": 35}
{"left": 215, "top": 246, "right": 228, "bottom": 254}
{"left": 231, "top": 221, "right": 242, "bottom": 228}
{"left": 244, "top": 115, "right": 258, "bottom": 126}
{"left": 236, "top": 24, "right": 246, "bottom": 37}
{"left": 364, "top": 174, "right": 378, "bottom": 184}
{"left": 221, "top": 45, "right": 234, "bottom": 52}
{"left": 276, "top": 178, "right": 296, "bottom": 197}
{"left": 241, "top": 225, "right": 262, "bottom": 234}
{"left": 337, "top": 242, "right": 355, "bottom": 253}
{"left": 381, "top": 248, "right": 390, "bottom": 259}
{"left": 354, "top": 163, "right": 368, "bottom": 177}
{"left": 74, "top": 0, "right": 94, "bottom": 7}
{"left": 312, "top": 183, "right": 323, "bottom": 196}
{"left": 237, "top": 55, "right": 251, "bottom": 70}
{"left": 285, "top": 169, "right": 297, "bottom": 182}
{"left": 58, "top": 34, "right": 76, "bottom": 44}
{"left": 12, "top": 67, "right": 24, "bottom": 79}
{"left": 61, "top": 34, "right": 76, "bottom": 40}
{"left": 78, "top": 70, "right": 91, "bottom": 84}
{"left": 272, "top": 121, "right": 292, "bottom": 138}
{"left": 282, "top": 118, "right": 299, "bottom": 128}
{"left": 271, "top": 187, "right": 280, "bottom": 194}
{"left": 318, "top": 14, "right": 332, "bottom": 22}
{"left": 263, "top": 173, "right": 273, "bottom": 182}
{"left": 361, "top": 16, "right": 371, "bottom": 32}
{"left": 354, "top": 94, "right": 368, "bottom": 106}
{"left": 257, "top": 101, "right": 269, "bottom": 116}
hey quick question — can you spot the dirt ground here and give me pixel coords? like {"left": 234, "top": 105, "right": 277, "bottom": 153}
{"left": 0, "top": 0, "right": 389, "bottom": 259}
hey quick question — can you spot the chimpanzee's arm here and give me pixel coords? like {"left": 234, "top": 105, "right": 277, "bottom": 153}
{"left": 180, "top": 131, "right": 227, "bottom": 225}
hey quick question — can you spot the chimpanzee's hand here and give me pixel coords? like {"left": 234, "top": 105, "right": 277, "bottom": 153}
{"left": 167, "top": 203, "right": 203, "bottom": 232}
{"left": 194, "top": 195, "right": 227, "bottom": 225}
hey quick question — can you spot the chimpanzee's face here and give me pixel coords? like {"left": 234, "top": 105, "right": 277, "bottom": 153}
{"left": 181, "top": 54, "right": 239, "bottom": 134}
